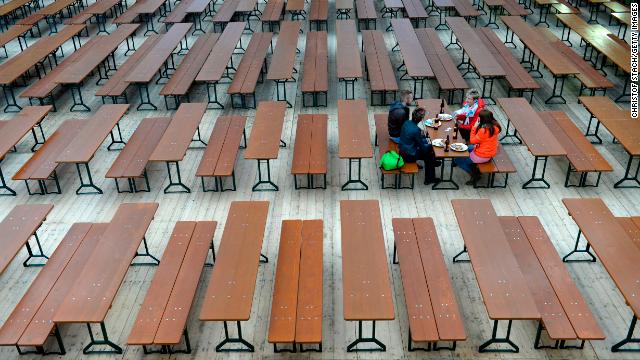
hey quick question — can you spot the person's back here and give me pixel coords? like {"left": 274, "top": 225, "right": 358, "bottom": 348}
{"left": 470, "top": 125, "right": 499, "bottom": 158}
{"left": 398, "top": 118, "right": 421, "bottom": 159}
{"left": 388, "top": 90, "right": 413, "bottom": 141}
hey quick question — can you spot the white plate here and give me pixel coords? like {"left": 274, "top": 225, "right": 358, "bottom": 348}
{"left": 437, "top": 114, "right": 453, "bottom": 121}
{"left": 432, "top": 138, "right": 445, "bottom": 147}
{"left": 450, "top": 143, "right": 468, "bottom": 152}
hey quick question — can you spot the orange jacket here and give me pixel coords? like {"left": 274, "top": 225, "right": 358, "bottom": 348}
{"left": 469, "top": 126, "right": 499, "bottom": 158}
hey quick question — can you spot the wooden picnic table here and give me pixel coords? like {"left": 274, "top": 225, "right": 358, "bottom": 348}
{"left": 562, "top": 198, "right": 640, "bottom": 351}
{"left": 0, "top": 204, "right": 53, "bottom": 274}
{"left": 340, "top": 200, "right": 394, "bottom": 351}
{"left": 391, "top": 19, "right": 433, "bottom": 99}
{"left": 199, "top": 201, "right": 269, "bottom": 352}
{"left": 355, "top": 0, "right": 376, "bottom": 29}
{"left": 291, "top": 114, "right": 328, "bottom": 189}
{"left": 244, "top": 101, "right": 287, "bottom": 191}
{"left": 266, "top": 21, "right": 301, "bottom": 107}
{"left": 335, "top": 19, "right": 362, "bottom": 99}
{"left": 53, "top": 202, "right": 159, "bottom": 354}
{"left": 452, "top": 199, "right": 540, "bottom": 352}
{"left": 338, "top": 99, "right": 373, "bottom": 190}
{"left": 497, "top": 97, "right": 566, "bottom": 188}
{"left": 446, "top": 17, "right": 505, "bottom": 102}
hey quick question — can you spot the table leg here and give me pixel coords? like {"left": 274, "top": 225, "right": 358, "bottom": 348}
{"left": 562, "top": 229, "right": 597, "bottom": 262}
{"left": 522, "top": 156, "right": 550, "bottom": 189}
{"left": 0, "top": 162, "right": 16, "bottom": 196}
{"left": 478, "top": 320, "right": 519, "bottom": 353}
{"left": 347, "top": 321, "right": 386, "bottom": 352}
{"left": 544, "top": 76, "right": 567, "bottom": 104}
{"left": 341, "top": 158, "right": 368, "bottom": 191}
{"left": 432, "top": 158, "right": 459, "bottom": 190}
{"left": 131, "top": 236, "right": 161, "bottom": 265}
{"left": 16, "top": 325, "right": 65, "bottom": 355}
{"left": 611, "top": 315, "right": 640, "bottom": 352}
{"left": 252, "top": 159, "right": 278, "bottom": 191}
{"left": 216, "top": 321, "right": 254, "bottom": 352}
{"left": 163, "top": 161, "right": 190, "bottom": 193}
{"left": 614, "top": 154, "right": 640, "bottom": 188}
{"left": 534, "top": 321, "right": 560, "bottom": 349}
{"left": 2, "top": 84, "right": 22, "bottom": 113}
{"left": 75, "top": 162, "right": 103, "bottom": 195}
{"left": 22, "top": 231, "right": 49, "bottom": 267}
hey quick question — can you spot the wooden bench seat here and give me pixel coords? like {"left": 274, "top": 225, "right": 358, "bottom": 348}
{"left": 476, "top": 27, "right": 539, "bottom": 102}
{"left": 196, "top": 115, "right": 246, "bottom": 192}
{"left": 105, "top": 117, "right": 170, "bottom": 193}
{"left": 475, "top": 143, "right": 517, "bottom": 188}
{"left": 0, "top": 204, "right": 53, "bottom": 274}
{"left": 374, "top": 113, "right": 419, "bottom": 189}
{"left": 261, "top": 0, "right": 284, "bottom": 31}
{"left": 392, "top": 217, "right": 466, "bottom": 351}
{"left": 0, "top": 223, "right": 106, "bottom": 355}
{"left": 286, "top": 0, "right": 305, "bottom": 20}
{"left": 301, "top": 31, "right": 328, "bottom": 107}
{"left": 268, "top": 219, "right": 323, "bottom": 352}
{"left": 291, "top": 114, "right": 328, "bottom": 189}
{"left": 309, "top": 0, "right": 328, "bottom": 30}
{"left": 538, "top": 111, "right": 612, "bottom": 187}
{"left": 363, "top": 30, "right": 398, "bottom": 106}
{"left": 402, "top": 0, "right": 429, "bottom": 27}
{"left": 227, "top": 31, "right": 272, "bottom": 109}
{"left": 128, "top": 221, "right": 216, "bottom": 354}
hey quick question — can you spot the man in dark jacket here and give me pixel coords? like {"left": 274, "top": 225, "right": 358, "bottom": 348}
{"left": 399, "top": 108, "right": 440, "bottom": 185}
{"left": 388, "top": 90, "right": 413, "bottom": 143}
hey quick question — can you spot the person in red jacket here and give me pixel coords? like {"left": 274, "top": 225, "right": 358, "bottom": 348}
{"left": 454, "top": 109, "right": 502, "bottom": 185}
{"left": 452, "top": 89, "right": 484, "bottom": 142}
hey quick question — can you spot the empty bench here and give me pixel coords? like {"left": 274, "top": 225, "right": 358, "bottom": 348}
{"left": 266, "top": 21, "right": 301, "bottom": 107}
{"left": 0, "top": 204, "right": 53, "bottom": 274}
{"left": 301, "top": 31, "right": 328, "bottom": 107}
{"left": 374, "top": 113, "right": 419, "bottom": 189}
{"left": 227, "top": 31, "right": 272, "bottom": 108}
{"left": 291, "top": 114, "right": 328, "bottom": 189}
{"left": 268, "top": 219, "right": 323, "bottom": 352}
{"left": 261, "top": 0, "right": 284, "bottom": 31}
{"left": 363, "top": 30, "right": 398, "bottom": 106}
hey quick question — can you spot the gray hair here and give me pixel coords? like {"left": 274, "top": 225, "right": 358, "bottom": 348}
{"left": 466, "top": 89, "right": 480, "bottom": 100}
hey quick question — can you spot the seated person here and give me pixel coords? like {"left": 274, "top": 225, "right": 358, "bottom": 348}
{"left": 454, "top": 109, "right": 502, "bottom": 185}
{"left": 399, "top": 108, "right": 440, "bottom": 185}
{"left": 452, "top": 89, "right": 484, "bottom": 142}
{"left": 387, "top": 90, "right": 413, "bottom": 143}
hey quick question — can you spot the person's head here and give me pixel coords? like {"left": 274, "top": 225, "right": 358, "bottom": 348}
{"left": 475, "top": 109, "right": 501, "bottom": 136}
{"left": 464, "top": 89, "right": 480, "bottom": 104}
{"left": 400, "top": 90, "right": 413, "bottom": 105}
{"left": 412, "top": 107, "right": 426, "bottom": 123}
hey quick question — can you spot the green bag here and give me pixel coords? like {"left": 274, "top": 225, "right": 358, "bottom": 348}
{"left": 380, "top": 151, "right": 405, "bottom": 171}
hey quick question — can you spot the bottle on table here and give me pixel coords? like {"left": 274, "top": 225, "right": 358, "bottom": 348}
{"left": 453, "top": 123, "right": 458, "bottom": 139}
{"left": 444, "top": 135, "right": 450, "bottom": 152}
{"left": 439, "top": 99, "right": 445, "bottom": 115}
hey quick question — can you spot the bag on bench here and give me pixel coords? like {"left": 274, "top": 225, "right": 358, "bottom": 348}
{"left": 380, "top": 150, "right": 405, "bottom": 170}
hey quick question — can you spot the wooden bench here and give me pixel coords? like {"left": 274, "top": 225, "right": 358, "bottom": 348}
{"left": 382, "top": 0, "right": 403, "bottom": 19}
{"left": 451, "top": 0, "right": 480, "bottom": 24}
{"left": 338, "top": 100, "right": 373, "bottom": 191}
{"left": 286, "top": 0, "right": 305, "bottom": 20}
{"left": 340, "top": 200, "right": 394, "bottom": 351}
{"left": 362, "top": 30, "right": 398, "bottom": 106}
{"left": 268, "top": 219, "right": 323, "bottom": 352}
{"left": 538, "top": 110, "right": 612, "bottom": 187}
{"left": 562, "top": 198, "right": 640, "bottom": 352}
{"left": 266, "top": 21, "right": 301, "bottom": 107}
{"left": 374, "top": 113, "right": 419, "bottom": 189}
{"left": 148, "top": 102, "right": 207, "bottom": 193}
{"left": 244, "top": 101, "right": 287, "bottom": 191}
{"left": 301, "top": 31, "right": 328, "bottom": 107}
{"left": 336, "top": 0, "right": 354, "bottom": 18}
{"left": 355, "top": 0, "right": 376, "bottom": 29}
{"left": 211, "top": 0, "right": 239, "bottom": 32}
{"left": 415, "top": 28, "right": 468, "bottom": 104}
{"left": 261, "top": 0, "right": 284, "bottom": 31}
{"left": 0, "top": 105, "right": 52, "bottom": 195}
{"left": 128, "top": 221, "right": 216, "bottom": 354}
{"left": 391, "top": 19, "right": 433, "bottom": 99}
{"left": 227, "top": 31, "right": 272, "bottom": 108}
{"left": 474, "top": 144, "right": 517, "bottom": 187}
{"left": 196, "top": 115, "right": 246, "bottom": 192}
{"left": 0, "top": 204, "right": 53, "bottom": 274}
{"left": 335, "top": 19, "right": 362, "bottom": 99}
{"left": 475, "top": 27, "right": 539, "bottom": 102}
{"left": 308, "top": 0, "right": 328, "bottom": 30}
{"left": 52, "top": 202, "right": 159, "bottom": 354}
{"left": 391, "top": 217, "right": 466, "bottom": 351}
{"left": 193, "top": 22, "right": 245, "bottom": 109}
{"left": 0, "top": 223, "right": 105, "bottom": 355}
{"left": 0, "top": 24, "right": 31, "bottom": 58}
{"left": 291, "top": 114, "right": 327, "bottom": 189}
{"left": 199, "top": 201, "right": 270, "bottom": 352}
{"left": 402, "top": 0, "right": 429, "bottom": 27}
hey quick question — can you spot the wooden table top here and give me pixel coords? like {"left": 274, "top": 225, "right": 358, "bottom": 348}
{"left": 341, "top": 200, "right": 394, "bottom": 321}
{"left": 0, "top": 24, "right": 31, "bottom": 48}
{"left": 563, "top": 198, "right": 640, "bottom": 318}
{"left": 126, "top": 23, "right": 192, "bottom": 83}
{"left": 55, "top": 104, "right": 128, "bottom": 163}
{"left": 149, "top": 102, "right": 207, "bottom": 162}
{"left": 53, "top": 203, "right": 159, "bottom": 323}
{"left": 611, "top": 12, "right": 630, "bottom": 25}
{"left": 244, "top": 101, "right": 287, "bottom": 160}
{"left": 213, "top": 0, "right": 240, "bottom": 21}
{"left": 452, "top": 199, "right": 540, "bottom": 320}
{"left": 195, "top": 22, "right": 244, "bottom": 82}
{"left": 0, "top": 105, "right": 52, "bottom": 159}
{"left": 446, "top": 17, "right": 506, "bottom": 77}
{"left": 0, "top": 204, "right": 53, "bottom": 275}
{"left": 200, "top": 201, "right": 269, "bottom": 321}
{"left": 417, "top": 99, "right": 468, "bottom": 158}
{"left": 336, "top": 0, "right": 353, "bottom": 9}
{"left": 335, "top": 20, "right": 362, "bottom": 79}
{"left": 391, "top": 19, "right": 433, "bottom": 78}
{"left": 579, "top": 96, "right": 639, "bottom": 155}
{"left": 355, "top": 0, "right": 377, "bottom": 18}
{"left": 37, "top": 0, "right": 79, "bottom": 16}
{"left": 497, "top": 97, "right": 566, "bottom": 157}
{"left": 338, "top": 99, "right": 373, "bottom": 159}
{"left": 0, "top": 0, "right": 32, "bottom": 16}
{"left": 267, "top": 21, "right": 302, "bottom": 80}
{"left": 82, "top": 0, "right": 122, "bottom": 15}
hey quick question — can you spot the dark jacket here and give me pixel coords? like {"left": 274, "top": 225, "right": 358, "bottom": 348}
{"left": 399, "top": 120, "right": 425, "bottom": 158}
{"left": 388, "top": 101, "right": 409, "bottom": 138}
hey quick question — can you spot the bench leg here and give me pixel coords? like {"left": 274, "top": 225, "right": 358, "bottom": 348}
{"left": 559, "top": 339, "right": 585, "bottom": 349}
{"left": 23, "top": 232, "right": 49, "bottom": 267}
{"left": 2, "top": 84, "right": 22, "bottom": 113}
{"left": 205, "top": 239, "right": 216, "bottom": 266}
{"left": 275, "top": 80, "right": 292, "bottom": 108}
{"left": 294, "top": 173, "right": 325, "bottom": 190}
{"left": 16, "top": 325, "right": 66, "bottom": 355}
{"left": 432, "top": 158, "right": 459, "bottom": 190}
{"left": 612, "top": 315, "right": 640, "bottom": 352}
{"left": 299, "top": 342, "right": 322, "bottom": 352}
{"left": 534, "top": 321, "right": 559, "bottom": 349}
{"left": 503, "top": 27, "right": 516, "bottom": 48}
{"left": 347, "top": 321, "right": 386, "bottom": 352}
{"left": 131, "top": 236, "right": 160, "bottom": 266}
{"left": 124, "top": 35, "right": 136, "bottom": 56}
{"left": 452, "top": 245, "right": 470, "bottom": 262}
{"left": 485, "top": 6, "right": 499, "bottom": 28}
{"left": 562, "top": 230, "right": 597, "bottom": 262}
{"left": 480, "top": 77, "right": 496, "bottom": 105}
{"left": 544, "top": 76, "right": 567, "bottom": 104}
{"left": 0, "top": 163, "right": 16, "bottom": 196}
{"left": 273, "top": 342, "right": 297, "bottom": 353}
{"left": 83, "top": 322, "right": 122, "bottom": 354}
{"left": 479, "top": 320, "right": 519, "bottom": 353}
{"left": 614, "top": 76, "right": 631, "bottom": 103}
{"left": 407, "top": 329, "right": 433, "bottom": 351}
{"left": 522, "top": 156, "right": 550, "bottom": 189}
{"left": 216, "top": 321, "right": 254, "bottom": 352}
{"left": 252, "top": 159, "right": 278, "bottom": 191}
{"left": 392, "top": 242, "right": 398, "bottom": 264}
{"left": 75, "top": 163, "right": 103, "bottom": 195}
{"left": 614, "top": 154, "right": 640, "bottom": 188}
{"left": 340, "top": 78, "right": 356, "bottom": 100}
{"left": 164, "top": 161, "right": 190, "bottom": 193}
{"left": 341, "top": 158, "right": 368, "bottom": 191}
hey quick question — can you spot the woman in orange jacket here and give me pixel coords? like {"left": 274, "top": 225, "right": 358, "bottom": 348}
{"left": 454, "top": 109, "right": 501, "bottom": 185}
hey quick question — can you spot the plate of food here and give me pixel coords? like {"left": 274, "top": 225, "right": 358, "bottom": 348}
{"left": 424, "top": 118, "right": 442, "bottom": 128}
{"left": 450, "top": 143, "right": 468, "bottom": 152}
{"left": 437, "top": 114, "right": 453, "bottom": 121}
{"left": 431, "top": 138, "right": 445, "bottom": 147}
